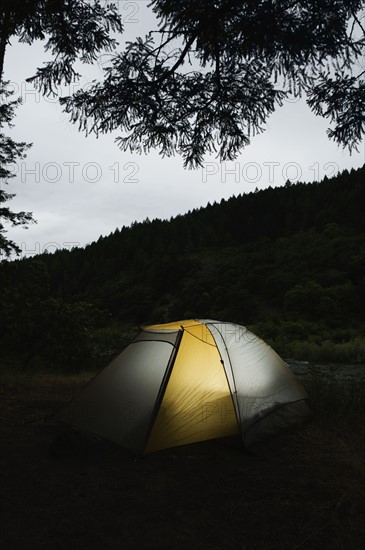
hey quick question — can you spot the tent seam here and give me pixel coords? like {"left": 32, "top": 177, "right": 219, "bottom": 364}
{"left": 208, "top": 323, "right": 244, "bottom": 445}
{"left": 142, "top": 328, "right": 184, "bottom": 454}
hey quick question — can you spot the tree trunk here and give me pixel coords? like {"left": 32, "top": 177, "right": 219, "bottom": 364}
{"left": 0, "top": 10, "right": 10, "bottom": 80}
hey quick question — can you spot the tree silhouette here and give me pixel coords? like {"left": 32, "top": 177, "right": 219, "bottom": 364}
{"left": 0, "top": 82, "right": 34, "bottom": 257}
{"left": 0, "top": 1, "right": 123, "bottom": 257}
{"left": 0, "top": 1, "right": 122, "bottom": 86}
{"left": 59, "top": 0, "right": 365, "bottom": 167}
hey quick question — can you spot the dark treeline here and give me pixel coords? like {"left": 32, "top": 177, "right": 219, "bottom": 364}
{"left": 1, "top": 166, "right": 364, "bottom": 370}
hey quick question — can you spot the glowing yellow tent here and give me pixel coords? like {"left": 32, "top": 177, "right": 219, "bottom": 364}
{"left": 56, "top": 320, "right": 310, "bottom": 454}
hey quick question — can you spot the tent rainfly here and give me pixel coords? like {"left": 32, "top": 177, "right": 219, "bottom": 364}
{"left": 56, "top": 320, "right": 311, "bottom": 454}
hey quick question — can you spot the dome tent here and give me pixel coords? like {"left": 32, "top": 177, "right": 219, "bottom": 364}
{"left": 55, "top": 320, "right": 310, "bottom": 454}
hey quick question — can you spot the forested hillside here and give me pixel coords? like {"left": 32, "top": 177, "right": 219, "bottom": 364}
{"left": 1, "top": 166, "right": 364, "bottom": 370}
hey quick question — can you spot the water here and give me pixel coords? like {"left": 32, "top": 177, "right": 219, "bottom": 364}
{"left": 286, "top": 359, "right": 365, "bottom": 384}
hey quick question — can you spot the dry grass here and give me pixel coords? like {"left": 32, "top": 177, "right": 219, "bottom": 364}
{"left": 0, "top": 362, "right": 95, "bottom": 387}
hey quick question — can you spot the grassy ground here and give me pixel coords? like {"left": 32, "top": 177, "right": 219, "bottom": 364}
{"left": 0, "top": 369, "right": 364, "bottom": 550}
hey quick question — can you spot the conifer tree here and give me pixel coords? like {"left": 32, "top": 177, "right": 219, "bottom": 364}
{"left": 0, "top": 1, "right": 123, "bottom": 256}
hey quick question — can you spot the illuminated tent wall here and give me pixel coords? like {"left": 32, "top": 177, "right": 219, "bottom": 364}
{"left": 56, "top": 320, "right": 311, "bottom": 454}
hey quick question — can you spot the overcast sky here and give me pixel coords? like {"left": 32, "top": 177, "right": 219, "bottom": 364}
{"left": 3, "top": 1, "right": 364, "bottom": 259}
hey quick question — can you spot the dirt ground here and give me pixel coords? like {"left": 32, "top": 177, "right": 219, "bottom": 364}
{"left": 1, "top": 379, "right": 364, "bottom": 550}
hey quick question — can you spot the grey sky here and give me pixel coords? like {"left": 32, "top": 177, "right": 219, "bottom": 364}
{"left": 3, "top": 1, "right": 364, "bottom": 258}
